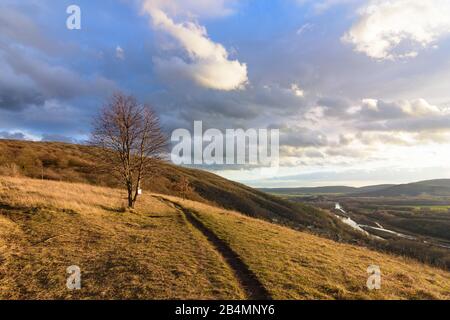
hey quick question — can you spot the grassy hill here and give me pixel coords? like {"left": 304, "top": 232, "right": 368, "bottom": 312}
{"left": 0, "top": 177, "right": 243, "bottom": 299}
{"left": 1, "top": 177, "right": 449, "bottom": 299}
{"left": 355, "top": 180, "right": 450, "bottom": 197}
{"left": 261, "top": 180, "right": 450, "bottom": 197}
{"left": 260, "top": 186, "right": 359, "bottom": 195}
{"left": 0, "top": 139, "right": 359, "bottom": 241}
{"left": 260, "top": 185, "right": 395, "bottom": 196}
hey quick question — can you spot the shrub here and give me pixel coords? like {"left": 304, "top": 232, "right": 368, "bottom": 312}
{"left": 0, "top": 163, "right": 22, "bottom": 177}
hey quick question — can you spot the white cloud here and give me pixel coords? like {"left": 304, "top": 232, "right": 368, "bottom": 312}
{"left": 115, "top": 46, "right": 125, "bottom": 60}
{"left": 343, "top": 0, "right": 450, "bottom": 60}
{"left": 296, "top": 23, "right": 313, "bottom": 35}
{"left": 398, "top": 99, "right": 442, "bottom": 117}
{"left": 141, "top": 0, "right": 248, "bottom": 91}
{"left": 291, "top": 83, "right": 305, "bottom": 97}
{"left": 361, "top": 98, "right": 378, "bottom": 111}
{"left": 359, "top": 98, "right": 445, "bottom": 118}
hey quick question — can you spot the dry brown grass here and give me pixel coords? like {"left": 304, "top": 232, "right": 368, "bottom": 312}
{"left": 163, "top": 196, "right": 450, "bottom": 300}
{"left": 0, "top": 139, "right": 354, "bottom": 243}
{"left": 1, "top": 176, "right": 449, "bottom": 300}
{"left": 0, "top": 177, "right": 244, "bottom": 299}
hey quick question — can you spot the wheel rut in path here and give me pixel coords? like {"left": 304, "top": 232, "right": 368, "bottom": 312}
{"left": 155, "top": 196, "right": 272, "bottom": 300}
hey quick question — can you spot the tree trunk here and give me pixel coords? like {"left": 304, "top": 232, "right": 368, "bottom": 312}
{"left": 128, "top": 193, "right": 134, "bottom": 208}
{"left": 127, "top": 182, "right": 134, "bottom": 208}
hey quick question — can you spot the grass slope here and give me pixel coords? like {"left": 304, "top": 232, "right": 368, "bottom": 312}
{"left": 163, "top": 197, "right": 450, "bottom": 300}
{"left": 0, "top": 139, "right": 357, "bottom": 241}
{"left": 1, "top": 177, "right": 449, "bottom": 299}
{"left": 0, "top": 177, "right": 244, "bottom": 299}
{"left": 262, "top": 180, "right": 450, "bottom": 197}
{"left": 356, "top": 179, "right": 450, "bottom": 197}
{"left": 260, "top": 186, "right": 358, "bottom": 195}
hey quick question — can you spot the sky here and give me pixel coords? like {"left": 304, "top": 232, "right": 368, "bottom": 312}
{"left": 1, "top": 0, "right": 450, "bottom": 187}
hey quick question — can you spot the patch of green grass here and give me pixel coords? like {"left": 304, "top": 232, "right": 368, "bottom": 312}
{"left": 411, "top": 205, "right": 450, "bottom": 212}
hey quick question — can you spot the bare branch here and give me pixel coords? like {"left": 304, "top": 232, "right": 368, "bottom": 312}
{"left": 89, "top": 92, "right": 168, "bottom": 208}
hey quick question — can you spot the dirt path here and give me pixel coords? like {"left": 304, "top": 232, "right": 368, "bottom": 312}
{"left": 156, "top": 196, "right": 272, "bottom": 300}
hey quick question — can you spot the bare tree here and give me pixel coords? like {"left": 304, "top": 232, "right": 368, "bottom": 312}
{"left": 176, "top": 176, "right": 192, "bottom": 200}
{"left": 90, "top": 92, "right": 167, "bottom": 208}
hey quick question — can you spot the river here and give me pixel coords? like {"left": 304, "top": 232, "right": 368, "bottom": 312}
{"left": 333, "top": 202, "right": 415, "bottom": 240}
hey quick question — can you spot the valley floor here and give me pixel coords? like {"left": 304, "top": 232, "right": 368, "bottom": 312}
{"left": 0, "top": 177, "right": 449, "bottom": 299}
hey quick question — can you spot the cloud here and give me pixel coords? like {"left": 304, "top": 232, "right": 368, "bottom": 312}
{"left": 0, "top": 131, "right": 27, "bottom": 140}
{"left": 3, "top": 47, "right": 115, "bottom": 99}
{"left": 0, "top": 73, "right": 45, "bottom": 111}
{"left": 0, "top": 43, "right": 116, "bottom": 113}
{"left": 343, "top": 0, "right": 450, "bottom": 60}
{"left": 0, "top": 5, "right": 60, "bottom": 54}
{"left": 361, "top": 114, "right": 450, "bottom": 132}
{"left": 41, "top": 134, "right": 76, "bottom": 143}
{"left": 317, "top": 97, "right": 356, "bottom": 118}
{"left": 115, "top": 46, "right": 125, "bottom": 60}
{"left": 296, "top": 23, "right": 313, "bottom": 36}
{"left": 0, "top": 4, "right": 117, "bottom": 112}
{"left": 356, "top": 98, "right": 446, "bottom": 120}
{"left": 320, "top": 98, "right": 450, "bottom": 135}
{"left": 355, "top": 131, "right": 412, "bottom": 146}
{"left": 0, "top": 131, "right": 78, "bottom": 143}
{"left": 280, "top": 125, "right": 328, "bottom": 148}
{"left": 317, "top": 96, "right": 449, "bottom": 124}
{"left": 152, "top": 82, "right": 309, "bottom": 133}
{"left": 141, "top": 0, "right": 248, "bottom": 90}
{"left": 291, "top": 83, "right": 305, "bottom": 97}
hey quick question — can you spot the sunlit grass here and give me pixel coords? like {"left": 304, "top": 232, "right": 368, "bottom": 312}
{"left": 0, "top": 177, "right": 244, "bottom": 300}
{"left": 163, "top": 196, "right": 450, "bottom": 300}
{"left": 1, "top": 176, "right": 449, "bottom": 300}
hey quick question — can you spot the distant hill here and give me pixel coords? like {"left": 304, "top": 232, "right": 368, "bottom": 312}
{"left": 260, "top": 180, "right": 450, "bottom": 197}
{"left": 356, "top": 180, "right": 450, "bottom": 197}
{"left": 350, "top": 184, "right": 396, "bottom": 194}
{"left": 0, "top": 139, "right": 355, "bottom": 240}
{"left": 260, "top": 186, "right": 358, "bottom": 195}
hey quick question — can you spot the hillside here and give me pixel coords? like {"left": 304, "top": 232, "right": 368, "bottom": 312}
{"left": 1, "top": 177, "right": 449, "bottom": 299}
{"left": 260, "top": 186, "right": 359, "bottom": 195}
{"left": 351, "top": 184, "right": 397, "bottom": 194}
{"left": 261, "top": 180, "right": 450, "bottom": 197}
{"left": 355, "top": 179, "right": 450, "bottom": 197}
{"left": 0, "top": 177, "right": 243, "bottom": 299}
{"left": 0, "top": 139, "right": 359, "bottom": 241}
{"left": 260, "top": 185, "right": 395, "bottom": 196}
